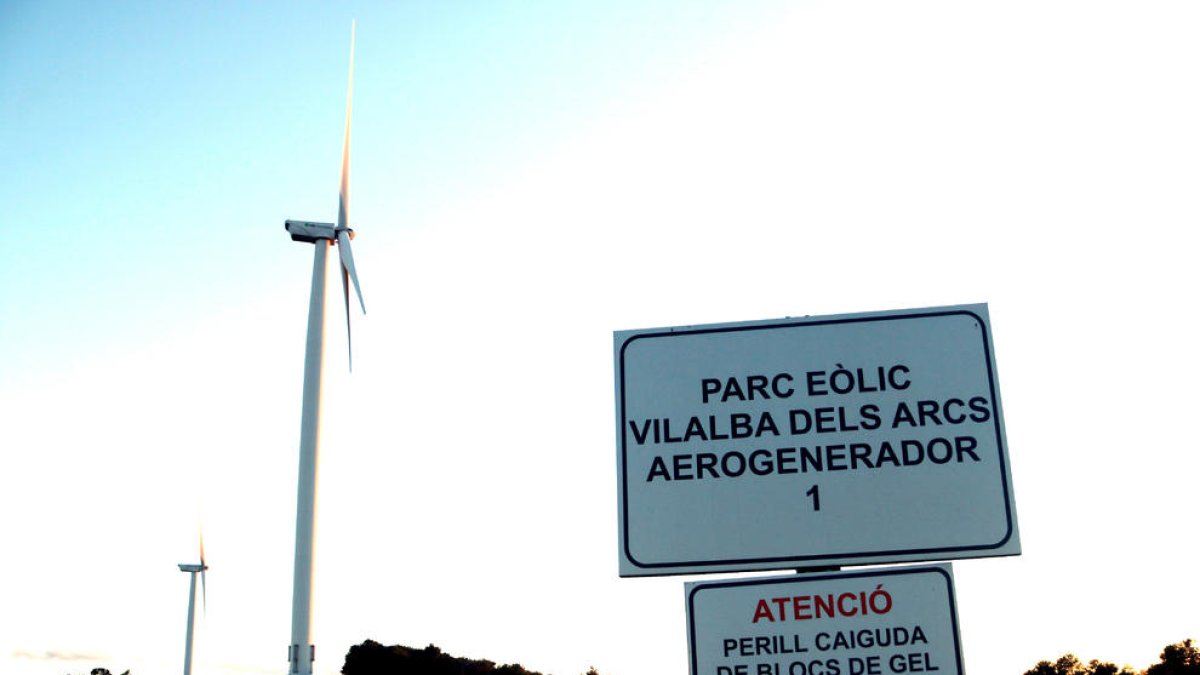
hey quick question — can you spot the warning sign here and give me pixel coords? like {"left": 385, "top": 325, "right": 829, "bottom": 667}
{"left": 686, "top": 566, "right": 964, "bottom": 675}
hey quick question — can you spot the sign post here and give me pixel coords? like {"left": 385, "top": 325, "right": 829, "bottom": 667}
{"left": 686, "top": 565, "right": 964, "bottom": 675}
{"left": 615, "top": 304, "right": 1018, "bottom": 576}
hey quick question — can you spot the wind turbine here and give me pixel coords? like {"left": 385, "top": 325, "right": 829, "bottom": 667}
{"left": 178, "top": 535, "right": 207, "bottom": 675}
{"left": 282, "top": 21, "right": 365, "bottom": 675}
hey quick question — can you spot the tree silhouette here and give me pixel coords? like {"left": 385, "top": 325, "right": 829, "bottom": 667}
{"left": 1090, "top": 661, "right": 1134, "bottom": 675}
{"left": 1026, "top": 640, "right": 1198, "bottom": 675}
{"left": 1145, "top": 640, "right": 1200, "bottom": 675}
{"left": 342, "top": 640, "right": 580, "bottom": 675}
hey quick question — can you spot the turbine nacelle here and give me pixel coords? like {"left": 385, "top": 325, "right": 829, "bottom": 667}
{"left": 285, "top": 220, "right": 355, "bottom": 244}
{"left": 178, "top": 563, "right": 208, "bottom": 573}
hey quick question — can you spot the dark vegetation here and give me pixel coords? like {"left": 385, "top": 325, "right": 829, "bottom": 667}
{"left": 67, "top": 637, "right": 1198, "bottom": 675}
{"left": 341, "top": 640, "right": 601, "bottom": 675}
{"left": 1024, "top": 640, "right": 1200, "bottom": 675}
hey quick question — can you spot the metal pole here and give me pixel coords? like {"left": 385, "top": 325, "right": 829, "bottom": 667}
{"left": 289, "top": 240, "right": 328, "bottom": 675}
{"left": 184, "top": 572, "right": 197, "bottom": 675}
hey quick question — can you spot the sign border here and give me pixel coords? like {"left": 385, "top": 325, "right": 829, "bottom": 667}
{"left": 685, "top": 565, "right": 965, "bottom": 675}
{"left": 616, "top": 305, "right": 1017, "bottom": 575}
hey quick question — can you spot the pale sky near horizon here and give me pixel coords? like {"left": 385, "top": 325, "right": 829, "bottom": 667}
{"left": 1, "top": 2, "right": 1197, "bottom": 675}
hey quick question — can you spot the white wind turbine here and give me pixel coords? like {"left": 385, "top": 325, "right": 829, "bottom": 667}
{"left": 178, "top": 535, "right": 207, "bottom": 675}
{"left": 282, "top": 21, "right": 365, "bottom": 675}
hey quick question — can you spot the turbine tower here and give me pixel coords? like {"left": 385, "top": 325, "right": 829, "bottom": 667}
{"left": 178, "top": 536, "right": 207, "bottom": 675}
{"left": 282, "top": 21, "right": 365, "bottom": 675}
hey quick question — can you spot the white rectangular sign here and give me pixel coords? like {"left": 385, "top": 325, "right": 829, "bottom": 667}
{"left": 615, "top": 304, "right": 1019, "bottom": 576}
{"left": 686, "top": 565, "right": 964, "bottom": 675}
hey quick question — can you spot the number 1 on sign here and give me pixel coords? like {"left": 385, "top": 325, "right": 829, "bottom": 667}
{"left": 806, "top": 485, "right": 821, "bottom": 511}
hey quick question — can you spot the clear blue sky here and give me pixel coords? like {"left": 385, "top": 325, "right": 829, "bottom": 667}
{"left": 2, "top": 2, "right": 1197, "bottom": 675}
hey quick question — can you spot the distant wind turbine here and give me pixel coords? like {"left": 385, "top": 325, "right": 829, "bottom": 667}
{"left": 178, "top": 534, "right": 207, "bottom": 675}
{"left": 282, "top": 20, "right": 365, "bottom": 675}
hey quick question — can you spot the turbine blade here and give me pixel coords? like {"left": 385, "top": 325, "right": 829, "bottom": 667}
{"left": 337, "top": 229, "right": 366, "bottom": 314}
{"left": 337, "top": 21, "right": 355, "bottom": 233}
{"left": 336, "top": 21, "right": 362, "bottom": 374}
{"left": 340, "top": 247, "right": 353, "bottom": 372}
{"left": 199, "top": 529, "right": 207, "bottom": 614}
